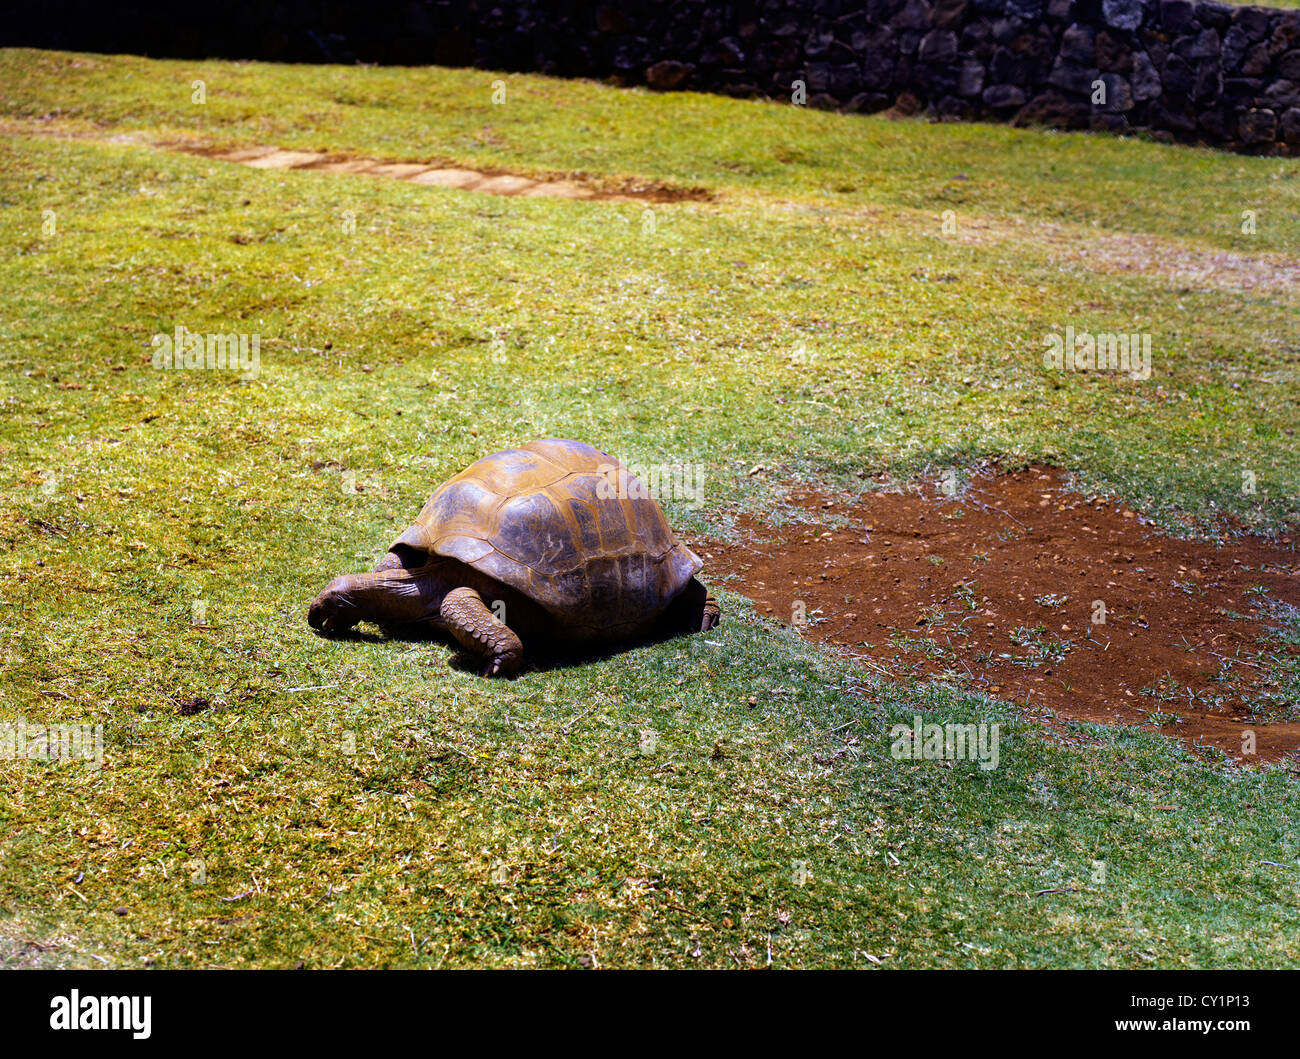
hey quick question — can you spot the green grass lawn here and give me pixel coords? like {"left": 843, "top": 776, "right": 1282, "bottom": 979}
{"left": 1, "top": 49, "right": 1299, "bottom": 969}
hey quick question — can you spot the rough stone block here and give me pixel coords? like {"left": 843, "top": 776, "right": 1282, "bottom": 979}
{"left": 1238, "top": 107, "right": 1278, "bottom": 142}
{"left": 983, "top": 82, "right": 1028, "bottom": 106}
{"left": 1104, "top": 0, "right": 1146, "bottom": 33}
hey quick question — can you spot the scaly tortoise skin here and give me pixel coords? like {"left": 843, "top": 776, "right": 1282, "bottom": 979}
{"left": 308, "top": 439, "right": 720, "bottom": 676}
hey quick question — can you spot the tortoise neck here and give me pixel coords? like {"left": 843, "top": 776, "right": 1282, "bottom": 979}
{"left": 344, "top": 561, "right": 456, "bottom": 625}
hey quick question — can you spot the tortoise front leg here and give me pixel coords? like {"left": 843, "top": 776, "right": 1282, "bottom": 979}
{"left": 439, "top": 586, "right": 524, "bottom": 677}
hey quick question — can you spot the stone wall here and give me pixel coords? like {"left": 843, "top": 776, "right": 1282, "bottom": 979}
{"left": 7, "top": 1, "right": 1300, "bottom": 152}
{"left": 455, "top": 0, "right": 1300, "bottom": 153}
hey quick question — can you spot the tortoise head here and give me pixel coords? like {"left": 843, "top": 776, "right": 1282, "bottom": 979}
{"left": 307, "top": 575, "right": 364, "bottom": 635}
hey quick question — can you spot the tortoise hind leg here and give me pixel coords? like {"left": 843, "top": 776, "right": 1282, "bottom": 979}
{"left": 658, "top": 578, "right": 721, "bottom": 635}
{"left": 440, "top": 586, "right": 524, "bottom": 677}
{"left": 701, "top": 588, "right": 721, "bottom": 631}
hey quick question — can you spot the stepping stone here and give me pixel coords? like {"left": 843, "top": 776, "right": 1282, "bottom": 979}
{"left": 521, "top": 181, "right": 595, "bottom": 200}
{"left": 309, "top": 158, "right": 383, "bottom": 174}
{"left": 408, "top": 168, "right": 488, "bottom": 189}
{"left": 242, "top": 149, "right": 327, "bottom": 169}
{"left": 367, "top": 162, "right": 434, "bottom": 179}
{"left": 214, "top": 146, "right": 281, "bottom": 163}
{"left": 474, "top": 174, "right": 538, "bottom": 195}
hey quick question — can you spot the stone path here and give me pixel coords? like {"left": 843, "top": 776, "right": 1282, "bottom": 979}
{"left": 178, "top": 143, "right": 705, "bottom": 204}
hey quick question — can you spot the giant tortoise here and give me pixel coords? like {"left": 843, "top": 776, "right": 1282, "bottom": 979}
{"left": 308, "top": 439, "right": 720, "bottom": 675}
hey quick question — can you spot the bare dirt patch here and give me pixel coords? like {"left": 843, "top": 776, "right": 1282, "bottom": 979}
{"left": 779, "top": 196, "right": 1300, "bottom": 299}
{"left": 952, "top": 216, "right": 1300, "bottom": 299}
{"left": 703, "top": 466, "right": 1300, "bottom": 763}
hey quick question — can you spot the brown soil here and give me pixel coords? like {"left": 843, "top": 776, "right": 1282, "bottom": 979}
{"left": 702, "top": 466, "right": 1300, "bottom": 764}
{"left": 175, "top": 143, "right": 710, "bottom": 204}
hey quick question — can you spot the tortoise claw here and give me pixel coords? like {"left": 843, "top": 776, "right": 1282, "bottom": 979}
{"left": 448, "top": 653, "right": 511, "bottom": 677}
{"left": 478, "top": 650, "right": 526, "bottom": 678}
{"left": 482, "top": 654, "right": 521, "bottom": 678}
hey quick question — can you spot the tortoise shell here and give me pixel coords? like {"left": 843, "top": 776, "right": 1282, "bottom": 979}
{"left": 390, "top": 439, "right": 702, "bottom": 637}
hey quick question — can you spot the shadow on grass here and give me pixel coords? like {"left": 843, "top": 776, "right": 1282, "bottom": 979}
{"left": 311, "top": 617, "right": 715, "bottom": 678}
